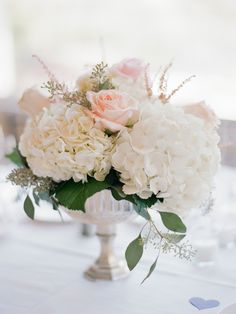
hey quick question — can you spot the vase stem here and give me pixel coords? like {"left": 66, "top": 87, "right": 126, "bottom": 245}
{"left": 84, "top": 224, "right": 129, "bottom": 281}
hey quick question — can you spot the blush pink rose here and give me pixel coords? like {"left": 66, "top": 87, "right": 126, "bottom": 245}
{"left": 18, "top": 87, "right": 51, "bottom": 117}
{"left": 86, "top": 90, "right": 139, "bottom": 132}
{"left": 111, "top": 58, "right": 146, "bottom": 81}
{"left": 183, "top": 101, "right": 219, "bottom": 127}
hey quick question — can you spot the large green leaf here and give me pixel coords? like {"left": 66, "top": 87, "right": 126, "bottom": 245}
{"left": 125, "top": 234, "right": 144, "bottom": 271}
{"left": 159, "top": 211, "right": 187, "bottom": 233}
{"left": 55, "top": 177, "right": 111, "bottom": 211}
{"left": 141, "top": 257, "right": 158, "bottom": 284}
{"left": 23, "top": 195, "right": 35, "bottom": 219}
{"left": 5, "top": 147, "right": 27, "bottom": 167}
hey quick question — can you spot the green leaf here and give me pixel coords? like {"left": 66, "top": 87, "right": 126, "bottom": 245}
{"left": 23, "top": 195, "right": 35, "bottom": 219}
{"left": 110, "top": 188, "right": 159, "bottom": 221}
{"left": 132, "top": 195, "right": 156, "bottom": 220}
{"left": 140, "top": 194, "right": 158, "bottom": 208}
{"left": 133, "top": 203, "right": 150, "bottom": 220}
{"left": 110, "top": 187, "right": 125, "bottom": 201}
{"left": 5, "top": 146, "right": 27, "bottom": 167}
{"left": 55, "top": 177, "right": 111, "bottom": 211}
{"left": 37, "top": 191, "right": 51, "bottom": 202}
{"left": 159, "top": 211, "right": 187, "bottom": 233}
{"left": 105, "top": 169, "right": 120, "bottom": 186}
{"left": 111, "top": 193, "right": 157, "bottom": 220}
{"left": 125, "top": 234, "right": 144, "bottom": 271}
{"left": 36, "top": 191, "right": 59, "bottom": 211}
{"left": 32, "top": 190, "right": 40, "bottom": 206}
{"left": 141, "top": 257, "right": 158, "bottom": 284}
{"left": 162, "top": 233, "right": 186, "bottom": 244}
{"left": 51, "top": 197, "right": 59, "bottom": 211}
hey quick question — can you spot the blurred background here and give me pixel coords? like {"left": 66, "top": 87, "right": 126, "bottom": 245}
{"left": 1, "top": 0, "right": 236, "bottom": 117}
{"left": 0, "top": 0, "right": 236, "bottom": 267}
{"left": 1, "top": 0, "right": 235, "bottom": 161}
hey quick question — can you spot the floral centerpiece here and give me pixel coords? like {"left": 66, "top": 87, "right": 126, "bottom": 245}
{"left": 7, "top": 57, "right": 220, "bottom": 282}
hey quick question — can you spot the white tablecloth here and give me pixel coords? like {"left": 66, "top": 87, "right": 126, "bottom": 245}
{"left": 0, "top": 165, "right": 236, "bottom": 314}
{"left": 0, "top": 216, "right": 235, "bottom": 314}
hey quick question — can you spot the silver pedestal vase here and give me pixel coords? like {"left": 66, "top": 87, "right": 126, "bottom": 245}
{"left": 63, "top": 190, "right": 134, "bottom": 281}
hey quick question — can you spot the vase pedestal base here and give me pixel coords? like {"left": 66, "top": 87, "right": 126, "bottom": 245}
{"left": 84, "top": 261, "right": 129, "bottom": 281}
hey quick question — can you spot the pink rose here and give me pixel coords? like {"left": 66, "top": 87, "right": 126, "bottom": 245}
{"left": 86, "top": 90, "right": 139, "bottom": 132}
{"left": 111, "top": 58, "right": 146, "bottom": 81}
{"left": 18, "top": 87, "right": 51, "bottom": 117}
{"left": 183, "top": 101, "right": 219, "bottom": 127}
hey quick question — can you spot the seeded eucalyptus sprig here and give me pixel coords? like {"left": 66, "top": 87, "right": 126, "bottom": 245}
{"left": 7, "top": 168, "right": 55, "bottom": 194}
{"left": 125, "top": 212, "right": 196, "bottom": 284}
{"left": 63, "top": 90, "right": 91, "bottom": 107}
{"left": 41, "top": 62, "right": 115, "bottom": 108}
{"left": 161, "top": 238, "right": 196, "bottom": 260}
{"left": 41, "top": 61, "right": 115, "bottom": 109}
{"left": 42, "top": 80, "right": 91, "bottom": 108}
{"left": 6, "top": 144, "right": 59, "bottom": 218}
{"left": 90, "top": 62, "right": 115, "bottom": 91}
{"left": 6, "top": 166, "right": 59, "bottom": 219}
{"left": 42, "top": 80, "right": 66, "bottom": 99}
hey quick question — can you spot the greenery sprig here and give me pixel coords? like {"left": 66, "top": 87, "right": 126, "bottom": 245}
{"left": 42, "top": 80, "right": 91, "bottom": 108}
{"left": 41, "top": 61, "right": 115, "bottom": 108}
{"left": 90, "top": 61, "right": 115, "bottom": 91}
{"left": 125, "top": 218, "right": 196, "bottom": 283}
{"left": 7, "top": 168, "right": 54, "bottom": 194}
{"left": 5, "top": 148, "right": 59, "bottom": 219}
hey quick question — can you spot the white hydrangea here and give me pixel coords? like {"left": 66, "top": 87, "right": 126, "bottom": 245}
{"left": 112, "top": 101, "right": 220, "bottom": 215}
{"left": 19, "top": 102, "right": 114, "bottom": 182}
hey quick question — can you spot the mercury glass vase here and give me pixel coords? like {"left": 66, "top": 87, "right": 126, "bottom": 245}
{"left": 64, "top": 189, "right": 134, "bottom": 281}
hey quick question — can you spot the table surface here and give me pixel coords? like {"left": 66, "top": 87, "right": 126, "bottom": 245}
{"left": 0, "top": 166, "right": 236, "bottom": 314}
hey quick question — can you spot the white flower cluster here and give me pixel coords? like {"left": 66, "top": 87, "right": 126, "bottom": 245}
{"left": 18, "top": 57, "right": 221, "bottom": 216}
{"left": 112, "top": 102, "right": 220, "bottom": 214}
{"left": 19, "top": 103, "right": 114, "bottom": 182}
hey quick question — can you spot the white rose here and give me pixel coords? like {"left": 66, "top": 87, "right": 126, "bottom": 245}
{"left": 18, "top": 87, "right": 51, "bottom": 117}
{"left": 0, "top": 126, "right": 5, "bottom": 160}
{"left": 76, "top": 70, "right": 93, "bottom": 92}
{"left": 183, "top": 101, "right": 219, "bottom": 128}
{"left": 109, "top": 58, "right": 148, "bottom": 101}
